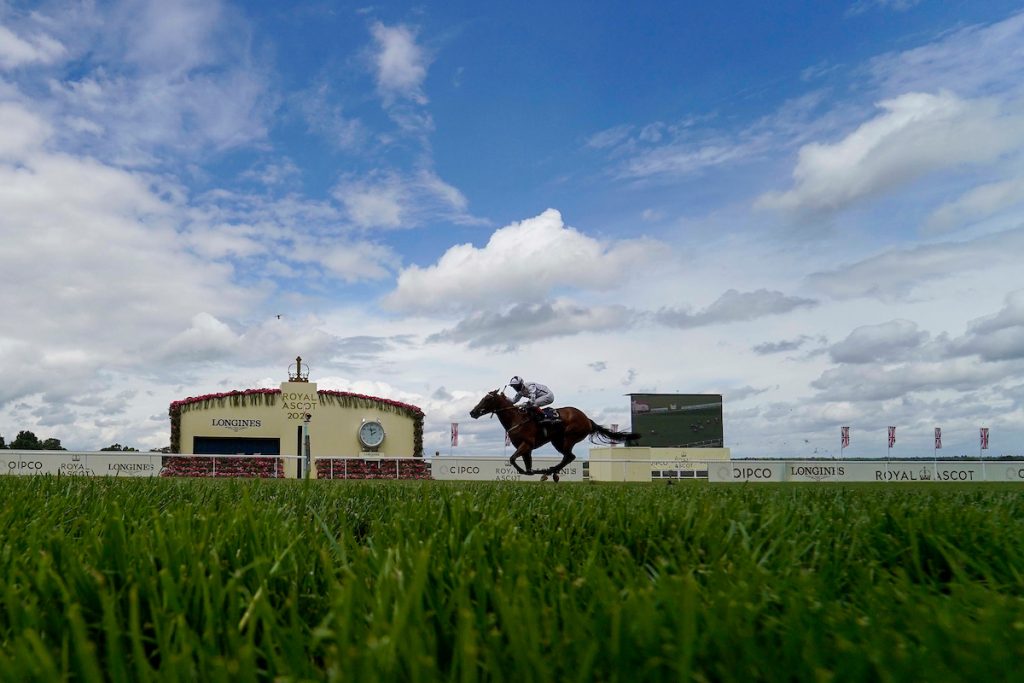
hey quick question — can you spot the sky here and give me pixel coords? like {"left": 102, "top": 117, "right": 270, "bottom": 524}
{"left": 2, "top": 0, "right": 1024, "bottom": 459}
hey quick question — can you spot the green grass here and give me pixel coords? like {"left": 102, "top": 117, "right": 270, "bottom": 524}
{"left": 0, "top": 478, "right": 1022, "bottom": 682}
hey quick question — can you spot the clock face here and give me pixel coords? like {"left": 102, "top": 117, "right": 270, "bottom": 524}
{"left": 358, "top": 420, "right": 385, "bottom": 448}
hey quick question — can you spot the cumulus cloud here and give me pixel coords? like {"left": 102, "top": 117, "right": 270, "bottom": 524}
{"left": 657, "top": 289, "right": 816, "bottom": 329}
{"left": 370, "top": 22, "right": 430, "bottom": 106}
{"left": 829, "top": 320, "right": 929, "bottom": 364}
{"left": 948, "top": 290, "right": 1024, "bottom": 361}
{"left": 756, "top": 91, "right": 1024, "bottom": 215}
{"left": 428, "top": 301, "right": 636, "bottom": 349}
{"left": 384, "top": 209, "right": 656, "bottom": 313}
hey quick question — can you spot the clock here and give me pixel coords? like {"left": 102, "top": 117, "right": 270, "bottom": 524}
{"left": 358, "top": 419, "right": 386, "bottom": 450}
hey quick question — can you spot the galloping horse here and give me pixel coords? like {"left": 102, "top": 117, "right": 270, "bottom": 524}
{"left": 469, "top": 390, "right": 639, "bottom": 482}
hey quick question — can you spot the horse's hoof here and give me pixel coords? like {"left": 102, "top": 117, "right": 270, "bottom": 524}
{"left": 553, "top": 473, "right": 560, "bottom": 483}
{"left": 540, "top": 474, "right": 549, "bottom": 482}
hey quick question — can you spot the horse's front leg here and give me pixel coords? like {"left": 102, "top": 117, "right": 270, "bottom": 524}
{"left": 510, "top": 445, "right": 535, "bottom": 475}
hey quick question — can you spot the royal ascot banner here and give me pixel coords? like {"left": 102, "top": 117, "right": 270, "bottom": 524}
{"left": 709, "top": 460, "right": 1024, "bottom": 483}
{"left": 431, "top": 457, "right": 584, "bottom": 482}
{"left": 1, "top": 450, "right": 160, "bottom": 477}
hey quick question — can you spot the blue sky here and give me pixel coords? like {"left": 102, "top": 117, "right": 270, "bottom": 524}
{"left": 2, "top": 0, "right": 1024, "bottom": 459}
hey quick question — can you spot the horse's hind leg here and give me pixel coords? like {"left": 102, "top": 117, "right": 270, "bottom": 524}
{"left": 540, "top": 442, "right": 577, "bottom": 482}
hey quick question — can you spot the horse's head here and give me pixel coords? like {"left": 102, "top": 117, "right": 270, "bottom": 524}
{"left": 469, "top": 389, "right": 504, "bottom": 419}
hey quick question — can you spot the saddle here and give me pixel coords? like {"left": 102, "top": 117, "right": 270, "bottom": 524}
{"left": 522, "top": 405, "right": 561, "bottom": 426}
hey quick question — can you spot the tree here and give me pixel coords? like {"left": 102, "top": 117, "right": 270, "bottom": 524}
{"left": 10, "top": 431, "right": 42, "bottom": 449}
{"left": 0, "top": 435, "right": 6, "bottom": 449}
{"left": 8, "top": 432, "right": 65, "bottom": 450}
{"left": 101, "top": 444, "right": 138, "bottom": 452}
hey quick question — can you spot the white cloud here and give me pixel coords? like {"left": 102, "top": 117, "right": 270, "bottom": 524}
{"left": 810, "top": 358, "right": 1016, "bottom": 402}
{"left": 384, "top": 209, "right": 657, "bottom": 313}
{"left": 335, "top": 174, "right": 404, "bottom": 228}
{"left": 847, "top": 0, "right": 921, "bottom": 17}
{"left": 28, "top": 0, "right": 273, "bottom": 164}
{"left": 805, "top": 227, "right": 1024, "bottom": 300}
{"left": 657, "top": 289, "right": 817, "bottom": 328}
{"left": 949, "top": 290, "right": 1024, "bottom": 361}
{"left": 428, "top": 301, "right": 637, "bottom": 349}
{"left": 868, "top": 12, "right": 1024, "bottom": 99}
{"left": 159, "top": 312, "right": 239, "bottom": 361}
{"left": 332, "top": 169, "right": 476, "bottom": 230}
{"left": 370, "top": 22, "right": 429, "bottom": 106}
{"left": 0, "top": 23, "right": 65, "bottom": 69}
{"left": 829, "top": 319, "right": 929, "bottom": 364}
{"left": 0, "top": 101, "right": 51, "bottom": 158}
{"left": 756, "top": 91, "right": 1024, "bottom": 215}
{"left": 925, "top": 177, "right": 1024, "bottom": 234}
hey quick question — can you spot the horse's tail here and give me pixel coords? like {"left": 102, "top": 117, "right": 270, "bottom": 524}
{"left": 588, "top": 420, "right": 639, "bottom": 445}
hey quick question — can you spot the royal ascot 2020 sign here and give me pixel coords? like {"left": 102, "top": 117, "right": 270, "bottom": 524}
{"left": 1, "top": 451, "right": 160, "bottom": 477}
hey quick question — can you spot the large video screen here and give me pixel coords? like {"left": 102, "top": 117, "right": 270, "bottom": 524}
{"left": 629, "top": 394, "right": 723, "bottom": 447}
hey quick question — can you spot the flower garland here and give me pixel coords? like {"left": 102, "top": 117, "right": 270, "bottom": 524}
{"left": 168, "top": 388, "right": 424, "bottom": 456}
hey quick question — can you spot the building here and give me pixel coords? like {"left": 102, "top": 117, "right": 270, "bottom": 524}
{"left": 168, "top": 357, "right": 424, "bottom": 478}
{"left": 588, "top": 393, "right": 729, "bottom": 481}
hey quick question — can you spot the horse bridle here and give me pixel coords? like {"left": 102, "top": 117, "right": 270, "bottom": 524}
{"left": 485, "top": 402, "right": 531, "bottom": 434}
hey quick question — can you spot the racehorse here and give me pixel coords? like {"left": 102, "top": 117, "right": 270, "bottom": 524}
{"left": 469, "top": 390, "right": 639, "bottom": 482}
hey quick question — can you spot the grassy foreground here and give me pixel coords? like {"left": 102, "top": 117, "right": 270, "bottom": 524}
{"left": 0, "top": 478, "right": 1022, "bottom": 682}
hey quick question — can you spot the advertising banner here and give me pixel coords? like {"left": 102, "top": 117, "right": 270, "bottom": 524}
{"left": 0, "top": 451, "right": 161, "bottom": 477}
{"left": 710, "top": 460, "right": 1024, "bottom": 483}
{"left": 430, "top": 457, "right": 583, "bottom": 481}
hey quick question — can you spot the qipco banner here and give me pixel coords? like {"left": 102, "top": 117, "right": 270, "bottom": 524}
{"left": 1, "top": 451, "right": 160, "bottom": 477}
{"left": 710, "top": 460, "right": 1024, "bottom": 483}
{"left": 430, "top": 457, "right": 584, "bottom": 482}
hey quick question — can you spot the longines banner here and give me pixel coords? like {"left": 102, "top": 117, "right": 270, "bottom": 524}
{"left": 710, "top": 460, "right": 1024, "bottom": 483}
{"left": 431, "top": 457, "right": 584, "bottom": 482}
{"left": 1, "top": 451, "right": 160, "bottom": 477}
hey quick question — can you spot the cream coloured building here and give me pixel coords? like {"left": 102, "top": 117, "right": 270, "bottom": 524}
{"left": 589, "top": 446, "right": 730, "bottom": 482}
{"left": 169, "top": 358, "right": 423, "bottom": 478}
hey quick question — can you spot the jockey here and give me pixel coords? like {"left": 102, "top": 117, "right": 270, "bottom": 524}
{"left": 509, "top": 376, "right": 557, "bottom": 424}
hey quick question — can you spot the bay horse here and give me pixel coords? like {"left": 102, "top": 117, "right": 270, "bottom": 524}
{"left": 469, "top": 390, "right": 639, "bottom": 482}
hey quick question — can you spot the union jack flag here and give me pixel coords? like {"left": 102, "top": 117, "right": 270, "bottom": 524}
{"left": 980, "top": 427, "right": 989, "bottom": 450}
{"left": 934, "top": 427, "right": 942, "bottom": 449}
{"left": 841, "top": 426, "right": 850, "bottom": 448}
{"left": 888, "top": 426, "right": 896, "bottom": 448}
{"left": 450, "top": 422, "right": 458, "bottom": 447}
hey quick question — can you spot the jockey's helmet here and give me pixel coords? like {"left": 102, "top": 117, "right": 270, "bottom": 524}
{"left": 509, "top": 376, "right": 524, "bottom": 389}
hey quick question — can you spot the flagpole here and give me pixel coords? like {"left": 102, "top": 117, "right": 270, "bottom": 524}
{"left": 981, "top": 427, "right": 988, "bottom": 481}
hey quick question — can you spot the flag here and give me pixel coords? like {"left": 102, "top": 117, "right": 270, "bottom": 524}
{"left": 888, "top": 426, "right": 896, "bottom": 448}
{"left": 450, "top": 422, "right": 459, "bottom": 447}
{"left": 934, "top": 427, "right": 942, "bottom": 449}
{"left": 841, "top": 426, "right": 850, "bottom": 448}
{"left": 980, "top": 427, "right": 989, "bottom": 450}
